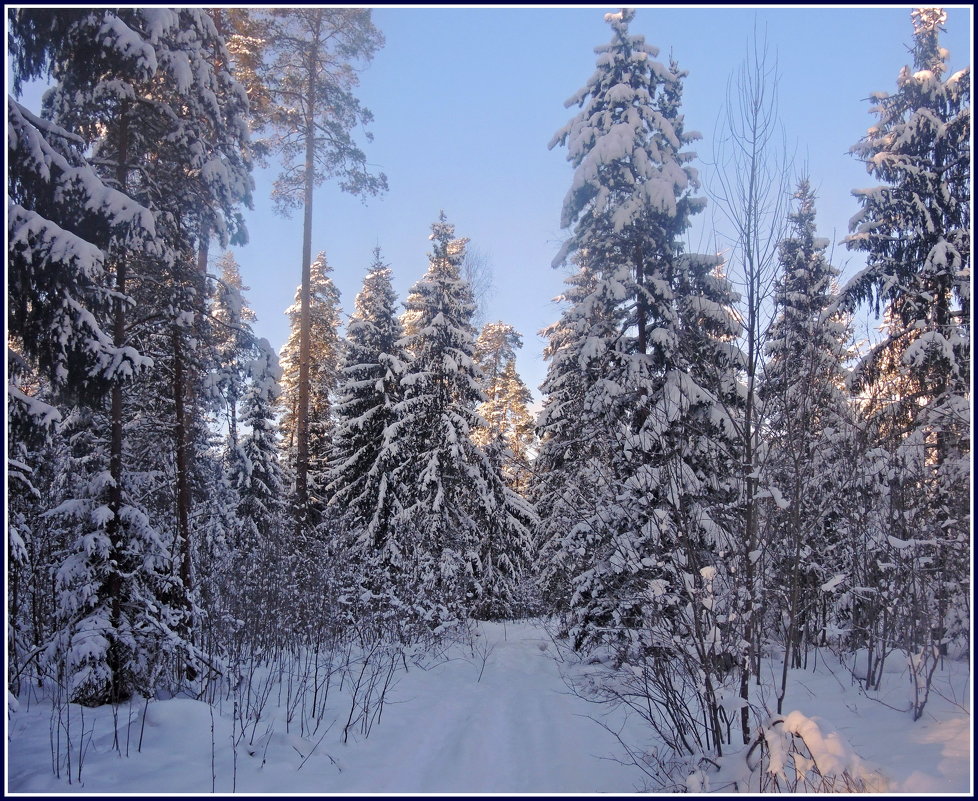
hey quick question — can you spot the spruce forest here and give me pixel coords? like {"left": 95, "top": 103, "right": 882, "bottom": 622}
{"left": 6, "top": 6, "right": 971, "bottom": 794}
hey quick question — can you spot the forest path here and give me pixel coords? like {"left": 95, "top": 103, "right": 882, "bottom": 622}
{"left": 8, "top": 618, "right": 971, "bottom": 794}
{"left": 328, "top": 619, "right": 648, "bottom": 793}
{"left": 6, "top": 620, "right": 649, "bottom": 794}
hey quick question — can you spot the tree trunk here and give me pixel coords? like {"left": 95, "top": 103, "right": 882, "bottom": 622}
{"left": 777, "top": 484, "right": 804, "bottom": 714}
{"left": 740, "top": 308, "right": 758, "bottom": 744}
{"left": 634, "top": 244, "right": 648, "bottom": 357}
{"left": 197, "top": 224, "right": 209, "bottom": 276}
{"left": 294, "top": 25, "right": 319, "bottom": 533}
{"left": 104, "top": 107, "right": 130, "bottom": 704}
{"left": 172, "top": 323, "right": 193, "bottom": 594}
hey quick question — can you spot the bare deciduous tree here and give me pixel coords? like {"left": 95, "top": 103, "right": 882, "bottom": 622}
{"left": 462, "top": 245, "right": 496, "bottom": 326}
{"left": 705, "top": 25, "right": 792, "bottom": 744}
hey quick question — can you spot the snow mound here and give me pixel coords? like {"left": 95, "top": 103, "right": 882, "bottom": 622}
{"left": 761, "top": 711, "right": 890, "bottom": 792}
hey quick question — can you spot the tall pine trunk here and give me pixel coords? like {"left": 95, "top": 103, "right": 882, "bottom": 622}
{"left": 294, "top": 21, "right": 320, "bottom": 532}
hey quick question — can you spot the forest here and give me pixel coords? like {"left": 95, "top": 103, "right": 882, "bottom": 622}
{"left": 6, "top": 6, "right": 971, "bottom": 794}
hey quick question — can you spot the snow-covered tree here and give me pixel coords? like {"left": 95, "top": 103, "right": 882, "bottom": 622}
{"left": 389, "top": 214, "right": 533, "bottom": 623}
{"left": 254, "top": 8, "right": 387, "bottom": 524}
{"left": 205, "top": 283, "right": 289, "bottom": 656}
{"left": 630, "top": 252, "right": 745, "bottom": 753}
{"left": 7, "top": 96, "right": 155, "bottom": 413}
{"left": 232, "top": 341, "right": 287, "bottom": 566}
{"left": 759, "top": 180, "right": 855, "bottom": 709}
{"left": 279, "top": 251, "right": 343, "bottom": 518}
{"left": 7, "top": 399, "right": 78, "bottom": 692}
{"left": 475, "top": 438, "right": 537, "bottom": 620}
{"left": 707, "top": 31, "right": 793, "bottom": 742}
{"left": 842, "top": 7, "right": 970, "bottom": 671}
{"left": 7, "top": 93, "right": 158, "bottom": 692}
{"left": 8, "top": 8, "right": 253, "bottom": 704}
{"left": 472, "top": 322, "right": 535, "bottom": 492}
{"left": 541, "top": 10, "right": 754, "bottom": 756}
{"left": 549, "top": 11, "right": 706, "bottom": 361}
{"left": 328, "top": 249, "right": 407, "bottom": 568}
{"left": 209, "top": 9, "right": 273, "bottom": 136}
{"left": 546, "top": 9, "right": 729, "bottom": 652}
{"left": 210, "top": 251, "right": 258, "bottom": 452}
{"left": 531, "top": 252, "right": 624, "bottom": 614}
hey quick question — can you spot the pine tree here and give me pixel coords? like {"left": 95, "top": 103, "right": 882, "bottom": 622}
{"left": 279, "top": 251, "right": 344, "bottom": 519}
{"left": 633, "top": 252, "right": 745, "bottom": 752}
{"left": 472, "top": 322, "right": 535, "bottom": 492}
{"left": 210, "top": 10, "right": 273, "bottom": 136}
{"left": 842, "top": 7, "right": 970, "bottom": 683}
{"left": 255, "top": 8, "right": 387, "bottom": 526}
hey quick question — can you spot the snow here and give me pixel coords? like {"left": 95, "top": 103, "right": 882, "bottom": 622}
{"left": 8, "top": 205, "right": 105, "bottom": 278}
{"left": 776, "top": 653, "right": 971, "bottom": 793}
{"left": 686, "top": 652, "right": 970, "bottom": 792}
{"left": 97, "top": 15, "right": 158, "bottom": 76}
{"left": 163, "top": 49, "right": 194, "bottom": 94}
{"left": 7, "top": 383, "right": 61, "bottom": 429}
{"left": 7, "top": 619, "right": 970, "bottom": 794}
{"left": 820, "top": 573, "right": 845, "bottom": 592}
{"left": 6, "top": 621, "right": 644, "bottom": 793}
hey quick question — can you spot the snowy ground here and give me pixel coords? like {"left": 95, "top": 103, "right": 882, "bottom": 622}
{"left": 772, "top": 647, "right": 971, "bottom": 794}
{"left": 6, "top": 619, "right": 972, "bottom": 794}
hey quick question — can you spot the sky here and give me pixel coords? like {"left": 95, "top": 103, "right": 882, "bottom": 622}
{"left": 9, "top": 6, "right": 973, "bottom": 402}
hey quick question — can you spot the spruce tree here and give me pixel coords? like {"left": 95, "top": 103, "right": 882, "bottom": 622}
{"left": 7, "top": 95, "right": 156, "bottom": 414}
{"left": 210, "top": 251, "right": 258, "bottom": 453}
{"left": 328, "top": 249, "right": 407, "bottom": 572}
{"left": 390, "top": 214, "right": 532, "bottom": 623}
{"left": 546, "top": 9, "right": 728, "bottom": 656}
{"left": 759, "top": 180, "right": 855, "bottom": 706}
{"left": 531, "top": 252, "right": 625, "bottom": 617}
{"left": 230, "top": 339, "right": 288, "bottom": 604}
{"left": 9, "top": 8, "right": 252, "bottom": 704}
{"left": 7, "top": 95, "right": 157, "bottom": 685}
{"left": 540, "top": 12, "right": 757, "bottom": 755}
{"left": 843, "top": 7, "right": 970, "bottom": 673}
{"left": 549, "top": 11, "right": 706, "bottom": 360}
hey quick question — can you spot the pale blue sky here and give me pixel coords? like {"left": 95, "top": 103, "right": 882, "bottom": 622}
{"left": 233, "top": 5, "right": 971, "bottom": 401}
{"left": 10, "top": 6, "right": 972, "bottom": 401}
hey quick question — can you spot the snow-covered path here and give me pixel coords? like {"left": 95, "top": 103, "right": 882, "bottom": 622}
{"left": 329, "top": 620, "right": 647, "bottom": 793}
{"left": 7, "top": 619, "right": 970, "bottom": 794}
